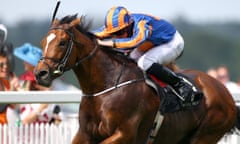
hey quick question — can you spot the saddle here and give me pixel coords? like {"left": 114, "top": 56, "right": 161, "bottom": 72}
{"left": 146, "top": 74, "right": 203, "bottom": 114}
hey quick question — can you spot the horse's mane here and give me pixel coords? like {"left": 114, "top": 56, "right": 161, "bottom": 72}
{"left": 100, "top": 46, "right": 137, "bottom": 64}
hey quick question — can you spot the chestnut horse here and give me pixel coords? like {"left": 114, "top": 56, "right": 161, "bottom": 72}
{"left": 34, "top": 15, "right": 240, "bottom": 144}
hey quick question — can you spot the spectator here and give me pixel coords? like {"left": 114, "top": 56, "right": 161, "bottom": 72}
{"left": 206, "top": 68, "right": 218, "bottom": 79}
{"left": 0, "top": 52, "right": 12, "bottom": 124}
{"left": 13, "top": 43, "right": 49, "bottom": 91}
{"left": 0, "top": 24, "right": 14, "bottom": 72}
{"left": 217, "top": 65, "right": 240, "bottom": 93}
{"left": 14, "top": 42, "right": 81, "bottom": 124}
{"left": 13, "top": 43, "right": 56, "bottom": 124}
{"left": 0, "top": 42, "right": 17, "bottom": 125}
{"left": 0, "top": 24, "right": 18, "bottom": 125}
{"left": 237, "top": 79, "right": 240, "bottom": 88}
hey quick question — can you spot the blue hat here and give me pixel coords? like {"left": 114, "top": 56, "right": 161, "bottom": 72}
{"left": 14, "top": 43, "right": 42, "bottom": 66}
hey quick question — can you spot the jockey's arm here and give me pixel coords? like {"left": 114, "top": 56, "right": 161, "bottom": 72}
{"left": 97, "top": 39, "right": 114, "bottom": 47}
{"left": 113, "top": 21, "right": 150, "bottom": 48}
{"left": 97, "top": 20, "right": 151, "bottom": 49}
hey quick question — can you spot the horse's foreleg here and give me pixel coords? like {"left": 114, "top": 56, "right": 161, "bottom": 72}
{"left": 72, "top": 129, "right": 92, "bottom": 144}
{"left": 71, "top": 129, "right": 83, "bottom": 144}
{"left": 100, "top": 129, "right": 136, "bottom": 144}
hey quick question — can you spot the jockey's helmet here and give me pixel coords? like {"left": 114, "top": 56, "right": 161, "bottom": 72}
{"left": 103, "top": 6, "right": 133, "bottom": 34}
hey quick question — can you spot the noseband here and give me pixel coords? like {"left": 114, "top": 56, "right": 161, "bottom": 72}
{"left": 40, "top": 27, "right": 98, "bottom": 75}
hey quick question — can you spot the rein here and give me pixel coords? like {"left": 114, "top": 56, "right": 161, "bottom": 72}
{"left": 83, "top": 78, "right": 144, "bottom": 97}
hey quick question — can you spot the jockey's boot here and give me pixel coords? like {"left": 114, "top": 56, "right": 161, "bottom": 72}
{"left": 146, "top": 63, "right": 195, "bottom": 101}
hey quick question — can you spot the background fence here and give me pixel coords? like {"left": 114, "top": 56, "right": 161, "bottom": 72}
{"left": 0, "top": 91, "right": 240, "bottom": 144}
{"left": 0, "top": 117, "right": 78, "bottom": 144}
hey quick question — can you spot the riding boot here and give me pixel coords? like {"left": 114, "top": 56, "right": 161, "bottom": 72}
{"left": 146, "top": 63, "right": 194, "bottom": 101}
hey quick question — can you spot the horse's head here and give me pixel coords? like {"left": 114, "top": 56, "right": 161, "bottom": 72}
{"left": 34, "top": 14, "right": 94, "bottom": 87}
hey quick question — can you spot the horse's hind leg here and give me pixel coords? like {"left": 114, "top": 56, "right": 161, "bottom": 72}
{"left": 188, "top": 120, "right": 231, "bottom": 144}
{"left": 187, "top": 110, "right": 234, "bottom": 144}
{"left": 176, "top": 130, "right": 223, "bottom": 144}
{"left": 189, "top": 133, "right": 224, "bottom": 144}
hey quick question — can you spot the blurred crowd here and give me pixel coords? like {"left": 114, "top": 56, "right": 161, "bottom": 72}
{"left": 0, "top": 23, "right": 80, "bottom": 126}
{"left": 206, "top": 65, "right": 240, "bottom": 93}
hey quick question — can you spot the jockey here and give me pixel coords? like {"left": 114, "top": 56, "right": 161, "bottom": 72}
{"left": 93, "top": 6, "right": 197, "bottom": 101}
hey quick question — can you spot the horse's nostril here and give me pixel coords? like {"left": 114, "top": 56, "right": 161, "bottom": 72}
{"left": 38, "top": 70, "right": 49, "bottom": 79}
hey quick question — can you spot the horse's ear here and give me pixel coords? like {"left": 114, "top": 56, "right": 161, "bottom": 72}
{"left": 70, "top": 18, "right": 81, "bottom": 27}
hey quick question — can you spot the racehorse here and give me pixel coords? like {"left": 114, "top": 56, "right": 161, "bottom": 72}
{"left": 34, "top": 14, "right": 240, "bottom": 144}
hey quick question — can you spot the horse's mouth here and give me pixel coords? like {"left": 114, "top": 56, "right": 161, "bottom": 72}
{"left": 34, "top": 67, "right": 61, "bottom": 87}
{"left": 34, "top": 71, "right": 53, "bottom": 87}
{"left": 36, "top": 77, "right": 53, "bottom": 87}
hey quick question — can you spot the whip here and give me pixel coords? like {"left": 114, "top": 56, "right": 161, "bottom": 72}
{"left": 51, "top": 0, "right": 61, "bottom": 22}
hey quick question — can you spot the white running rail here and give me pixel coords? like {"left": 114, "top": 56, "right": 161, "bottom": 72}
{"left": 0, "top": 91, "right": 240, "bottom": 143}
{"left": 0, "top": 91, "right": 82, "bottom": 103}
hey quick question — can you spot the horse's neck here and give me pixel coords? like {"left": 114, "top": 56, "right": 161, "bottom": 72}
{"left": 72, "top": 29, "right": 143, "bottom": 94}
{"left": 73, "top": 48, "right": 144, "bottom": 95}
{"left": 72, "top": 48, "right": 123, "bottom": 94}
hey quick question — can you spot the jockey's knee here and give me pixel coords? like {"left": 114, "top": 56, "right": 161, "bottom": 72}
{"left": 138, "top": 56, "right": 155, "bottom": 71}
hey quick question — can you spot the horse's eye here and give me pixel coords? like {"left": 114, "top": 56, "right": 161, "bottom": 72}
{"left": 59, "top": 41, "right": 67, "bottom": 47}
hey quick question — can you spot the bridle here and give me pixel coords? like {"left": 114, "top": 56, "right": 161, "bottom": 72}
{"left": 40, "top": 27, "right": 98, "bottom": 76}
